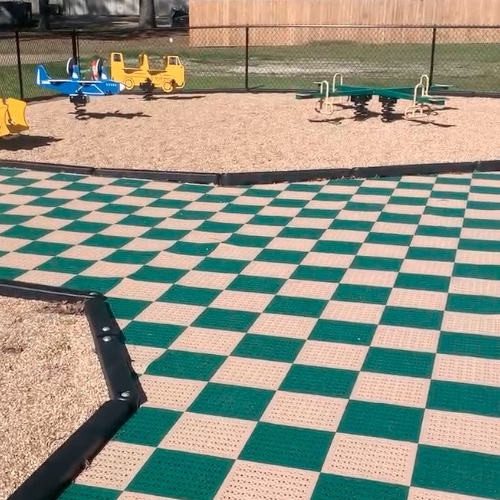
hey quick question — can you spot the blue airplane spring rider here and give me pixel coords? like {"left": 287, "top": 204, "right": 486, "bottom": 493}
{"left": 36, "top": 58, "right": 125, "bottom": 114}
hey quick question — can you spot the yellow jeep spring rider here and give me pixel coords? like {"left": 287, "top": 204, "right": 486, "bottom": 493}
{"left": 110, "top": 52, "right": 185, "bottom": 93}
{"left": 0, "top": 97, "right": 29, "bottom": 138}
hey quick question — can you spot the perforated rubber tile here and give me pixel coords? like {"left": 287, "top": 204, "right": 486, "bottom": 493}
{"left": 0, "top": 168, "right": 499, "bottom": 500}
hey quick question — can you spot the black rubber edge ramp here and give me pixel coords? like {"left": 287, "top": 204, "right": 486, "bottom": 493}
{"left": 1, "top": 280, "right": 142, "bottom": 500}
{"left": 1, "top": 158, "right": 500, "bottom": 187}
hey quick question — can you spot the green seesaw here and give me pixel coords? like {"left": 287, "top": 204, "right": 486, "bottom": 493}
{"left": 296, "top": 74, "right": 451, "bottom": 122}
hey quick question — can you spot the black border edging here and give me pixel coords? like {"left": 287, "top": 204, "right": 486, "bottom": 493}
{"left": 1, "top": 158, "right": 500, "bottom": 187}
{"left": 1, "top": 280, "right": 142, "bottom": 500}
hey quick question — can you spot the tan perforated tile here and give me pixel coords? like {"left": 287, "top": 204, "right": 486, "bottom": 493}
{"left": 400, "top": 259, "right": 454, "bottom": 277}
{"left": 21, "top": 215, "right": 71, "bottom": 230}
{"left": 259, "top": 206, "right": 302, "bottom": 217}
{"left": 241, "top": 261, "right": 297, "bottom": 279}
{"left": 135, "top": 302, "right": 204, "bottom": 326}
{"left": 159, "top": 412, "right": 256, "bottom": 459}
{"left": 420, "top": 409, "right": 500, "bottom": 455}
{"left": 287, "top": 217, "right": 332, "bottom": 229}
{"left": 392, "top": 188, "right": 432, "bottom": 198}
{"left": 426, "top": 198, "right": 467, "bottom": 209}
{"left": 432, "top": 183, "right": 470, "bottom": 193}
{"left": 382, "top": 203, "right": 426, "bottom": 215}
{"left": 17, "top": 170, "right": 54, "bottom": 179}
{"left": 0, "top": 237, "right": 31, "bottom": 252}
{"left": 112, "top": 195, "right": 158, "bottom": 207}
{"left": 107, "top": 279, "right": 170, "bottom": 301}
{"left": 147, "top": 251, "right": 203, "bottom": 270}
{"left": 140, "top": 375, "right": 206, "bottom": 411}
{"left": 449, "top": 276, "right": 500, "bottom": 297}
{"left": 17, "top": 270, "right": 72, "bottom": 287}
{"left": 372, "top": 325, "right": 440, "bottom": 353}
{"left": 4, "top": 204, "right": 52, "bottom": 216}
{"left": 469, "top": 191, "right": 500, "bottom": 203}
{"left": 464, "top": 208, "right": 500, "bottom": 221}
{"left": 350, "top": 194, "right": 391, "bottom": 204}
{"left": 352, "top": 372, "right": 430, "bottom": 408}
{"left": 277, "top": 279, "right": 336, "bottom": 300}
{"left": 0, "top": 252, "right": 50, "bottom": 270}
{"left": 75, "top": 441, "right": 155, "bottom": 490}
{"left": 340, "top": 268, "right": 397, "bottom": 288}
{"left": 30, "top": 178, "right": 71, "bottom": 188}
{"left": 121, "top": 237, "right": 175, "bottom": 252}
{"left": 362, "top": 179, "right": 400, "bottom": 188}
{"left": 126, "top": 345, "right": 165, "bottom": 375}
{"left": 321, "top": 229, "right": 368, "bottom": 243}
{"left": 0, "top": 194, "right": 36, "bottom": 205}
{"left": 209, "top": 243, "right": 262, "bottom": 261}
{"left": 63, "top": 200, "right": 106, "bottom": 212}
{"left": 59, "top": 244, "right": 115, "bottom": 260}
{"left": 142, "top": 180, "right": 178, "bottom": 191}
{"left": 295, "top": 340, "right": 368, "bottom": 371}
{"left": 94, "top": 185, "right": 136, "bottom": 196}
{"left": 182, "top": 230, "right": 231, "bottom": 244}
{"left": 78, "top": 176, "right": 114, "bottom": 184}
{"left": 215, "top": 460, "right": 319, "bottom": 500}
{"left": 237, "top": 224, "right": 282, "bottom": 237}
{"left": 80, "top": 261, "right": 141, "bottom": 278}
{"left": 0, "top": 184, "right": 21, "bottom": 194}
{"left": 388, "top": 288, "right": 448, "bottom": 311}
{"left": 301, "top": 252, "right": 355, "bottom": 268}
{"left": 410, "top": 235, "right": 460, "bottom": 249}
{"left": 462, "top": 227, "right": 500, "bottom": 241}
{"left": 266, "top": 236, "right": 316, "bottom": 252}
{"left": 99, "top": 224, "right": 149, "bottom": 238}
{"left": 358, "top": 242, "right": 408, "bottom": 259}
{"left": 211, "top": 356, "right": 291, "bottom": 390}
{"left": 371, "top": 222, "right": 418, "bottom": 235}
{"left": 249, "top": 313, "right": 316, "bottom": 339}
{"left": 337, "top": 210, "right": 380, "bottom": 221}
{"left": 322, "top": 184, "right": 360, "bottom": 194}
{"left": 210, "top": 290, "right": 273, "bottom": 312}
{"left": 169, "top": 327, "right": 243, "bottom": 356}
{"left": 184, "top": 201, "right": 226, "bottom": 212}
{"left": 154, "top": 216, "right": 202, "bottom": 231}
{"left": 210, "top": 212, "right": 253, "bottom": 224}
{"left": 278, "top": 189, "right": 318, "bottom": 200}
{"left": 232, "top": 195, "right": 273, "bottom": 206}
{"left": 432, "top": 354, "right": 500, "bottom": 387}
{"left": 400, "top": 175, "right": 435, "bottom": 184}
{"left": 305, "top": 200, "right": 347, "bottom": 211}
{"left": 39, "top": 230, "right": 91, "bottom": 245}
{"left": 261, "top": 391, "right": 347, "bottom": 432}
{"left": 322, "top": 433, "right": 417, "bottom": 486}
{"left": 419, "top": 214, "right": 464, "bottom": 228}
{"left": 133, "top": 207, "right": 177, "bottom": 219}
{"left": 408, "top": 487, "right": 488, "bottom": 500}
{"left": 322, "top": 300, "right": 384, "bottom": 324}
{"left": 178, "top": 270, "right": 238, "bottom": 290}
{"left": 441, "top": 311, "right": 499, "bottom": 336}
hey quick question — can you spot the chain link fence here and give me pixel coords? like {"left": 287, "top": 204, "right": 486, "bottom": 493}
{"left": 1, "top": 25, "right": 499, "bottom": 100}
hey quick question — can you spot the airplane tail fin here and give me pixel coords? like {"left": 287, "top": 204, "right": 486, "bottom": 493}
{"left": 36, "top": 65, "right": 50, "bottom": 85}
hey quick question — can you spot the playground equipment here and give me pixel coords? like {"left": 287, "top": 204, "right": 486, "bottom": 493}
{"left": 296, "top": 74, "right": 451, "bottom": 122}
{"left": 0, "top": 97, "right": 29, "bottom": 138}
{"left": 35, "top": 58, "right": 125, "bottom": 118}
{"left": 109, "top": 52, "right": 185, "bottom": 100}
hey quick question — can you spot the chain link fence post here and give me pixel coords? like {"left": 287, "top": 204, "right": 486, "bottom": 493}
{"left": 429, "top": 26, "right": 437, "bottom": 87}
{"left": 245, "top": 26, "right": 250, "bottom": 90}
{"left": 71, "top": 29, "right": 79, "bottom": 64}
{"left": 15, "top": 30, "right": 24, "bottom": 100}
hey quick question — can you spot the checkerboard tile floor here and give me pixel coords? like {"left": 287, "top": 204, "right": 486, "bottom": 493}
{"left": 0, "top": 167, "right": 499, "bottom": 500}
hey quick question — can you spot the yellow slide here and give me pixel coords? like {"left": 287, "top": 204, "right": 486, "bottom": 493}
{"left": 0, "top": 98, "right": 29, "bottom": 138}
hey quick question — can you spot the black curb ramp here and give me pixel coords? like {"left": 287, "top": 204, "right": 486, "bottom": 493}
{"left": 1, "top": 158, "right": 500, "bottom": 186}
{"left": 0, "top": 279, "right": 143, "bottom": 500}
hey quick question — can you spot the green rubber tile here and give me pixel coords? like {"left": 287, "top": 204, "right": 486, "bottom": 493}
{"left": 250, "top": 215, "right": 293, "bottom": 226}
{"left": 193, "top": 308, "right": 259, "bottom": 332}
{"left": 389, "top": 195, "right": 428, "bottom": 206}
{"left": 430, "top": 189, "right": 468, "bottom": 200}
{"left": 79, "top": 192, "right": 120, "bottom": 203}
{"left": 14, "top": 187, "right": 53, "bottom": 197}
{"left": 415, "top": 224, "right": 462, "bottom": 238}
{"left": 265, "top": 295, "right": 327, "bottom": 317}
{"left": 310, "top": 319, "right": 376, "bottom": 345}
{"left": 312, "top": 474, "right": 408, "bottom": 500}
{"left": 313, "top": 192, "right": 352, "bottom": 202}
{"left": 333, "top": 284, "right": 391, "bottom": 305}
{"left": 365, "top": 231, "right": 412, "bottom": 246}
{"left": 255, "top": 248, "right": 307, "bottom": 265}
{"left": 175, "top": 183, "right": 213, "bottom": 193}
{"left": 189, "top": 383, "right": 274, "bottom": 420}
{"left": 232, "top": 334, "right": 304, "bottom": 363}
{"left": 195, "top": 257, "right": 249, "bottom": 274}
{"left": 0, "top": 167, "right": 25, "bottom": 176}
{"left": 362, "top": 347, "right": 435, "bottom": 378}
{"left": 27, "top": 196, "right": 69, "bottom": 207}
{"left": 1, "top": 225, "right": 51, "bottom": 240}
{"left": 169, "top": 241, "right": 218, "bottom": 256}
{"left": 297, "top": 208, "right": 340, "bottom": 219}
{"left": 464, "top": 217, "right": 500, "bottom": 229}
{"left": 435, "top": 175, "right": 471, "bottom": 185}
{"left": 110, "top": 178, "right": 148, "bottom": 188}
{"left": 0, "top": 203, "right": 16, "bottom": 214}
{"left": 269, "top": 197, "right": 308, "bottom": 208}
{"left": 377, "top": 211, "right": 421, "bottom": 225}
{"left": 122, "top": 321, "right": 184, "bottom": 348}
{"left": 145, "top": 349, "right": 226, "bottom": 380}
{"left": 356, "top": 186, "right": 395, "bottom": 196}
{"left": 197, "top": 193, "right": 236, "bottom": 203}
{"left": 118, "top": 214, "right": 164, "bottom": 227}
{"left": 280, "top": 365, "right": 357, "bottom": 398}
{"left": 83, "top": 234, "right": 133, "bottom": 249}
{"left": 458, "top": 238, "right": 500, "bottom": 253}
{"left": 447, "top": 293, "right": 500, "bottom": 314}
{"left": 58, "top": 484, "right": 120, "bottom": 500}
{"left": 438, "top": 332, "right": 500, "bottom": 360}
{"left": 326, "top": 178, "right": 362, "bottom": 187}
{"left": 51, "top": 173, "right": 85, "bottom": 182}
{"left": 0, "top": 176, "right": 36, "bottom": 186}
{"left": 313, "top": 240, "right": 361, "bottom": 255}
{"left": 106, "top": 297, "right": 151, "bottom": 320}
{"left": 426, "top": 380, "right": 500, "bottom": 417}
{"left": 172, "top": 210, "right": 220, "bottom": 221}
{"left": 291, "top": 265, "right": 346, "bottom": 283}
{"left": 394, "top": 273, "right": 450, "bottom": 293}
{"left": 338, "top": 400, "right": 424, "bottom": 442}
{"left": 344, "top": 202, "right": 385, "bottom": 212}
{"left": 453, "top": 263, "right": 500, "bottom": 281}
{"left": 329, "top": 218, "right": 374, "bottom": 231}
{"left": 226, "top": 233, "right": 273, "bottom": 247}
{"left": 63, "top": 276, "right": 121, "bottom": 294}
{"left": 196, "top": 220, "right": 243, "bottom": 233}
{"left": 412, "top": 445, "right": 500, "bottom": 499}
{"left": 381, "top": 306, "right": 443, "bottom": 331}
{"left": 17, "top": 241, "right": 72, "bottom": 256}
{"left": 470, "top": 184, "right": 500, "bottom": 195}
{"left": 240, "top": 422, "right": 333, "bottom": 471}
{"left": 45, "top": 207, "right": 89, "bottom": 220}
{"left": 423, "top": 206, "right": 465, "bottom": 219}
{"left": 113, "top": 407, "right": 181, "bottom": 447}
{"left": 222, "top": 203, "right": 262, "bottom": 215}
{"left": 0, "top": 266, "right": 25, "bottom": 280}
{"left": 37, "top": 257, "right": 94, "bottom": 274}
{"left": 227, "top": 275, "right": 285, "bottom": 294}
{"left": 99, "top": 203, "right": 140, "bottom": 214}
{"left": 130, "top": 266, "right": 187, "bottom": 284}
{"left": 0, "top": 214, "right": 31, "bottom": 225}
{"left": 103, "top": 250, "right": 158, "bottom": 265}
{"left": 406, "top": 246, "right": 456, "bottom": 262}
{"left": 351, "top": 256, "right": 403, "bottom": 272}
{"left": 288, "top": 182, "right": 327, "bottom": 191}
{"left": 141, "top": 228, "right": 190, "bottom": 240}
{"left": 64, "top": 182, "right": 103, "bottom": 192}
{"left": 159, "top": 285, "right": 220, "bottom": 307}
{"left": 129, "top": 188, "right": 170, "bottom": 198}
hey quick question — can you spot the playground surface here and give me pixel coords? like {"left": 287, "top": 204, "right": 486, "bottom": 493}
{"left": 3, "top": 94, "right": 500, "bottom": 173}
{"left": 0, "top": 166, "right": 498, "bottom": 500}
{"left": 0, "top": 295, "right": 108, "bottom": 499}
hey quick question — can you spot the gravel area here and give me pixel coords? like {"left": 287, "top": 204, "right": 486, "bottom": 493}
{"left": 2, "top": 93, "right": 500, "bottom": 173}
{"left": 0, "top": 297, "right": 108, "bottom": 500}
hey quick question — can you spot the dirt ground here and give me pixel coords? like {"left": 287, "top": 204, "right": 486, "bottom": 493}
{"left": 0, "top": 297, "right": 108, "bottom": 500}
{"left": 2, "top": 93, "right": 500, "bottom": 173}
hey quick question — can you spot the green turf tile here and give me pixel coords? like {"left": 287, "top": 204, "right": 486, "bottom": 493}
{"left": 255, "top": 249, "right": 306, "bottom": 265}
{"left": 169, "top": 241, "right": 217, "bottom": 256}
{"left": 250, "top": 215, "right": 293, "bottom": 226}
{"left": 438, "top": 332, "right": 500, "bottom": 359}
{"left": 362, "top": 347, "right": 435, "bottom": 378}
{"left": 265, "top": 295, "right": 327, "bottom": 317}
{"left": 381, "top": 306, "right": 443, "bottom": 331}
{"left": 110, "top": 178, "right": 148, "bottom": 187}
{"left": 0, "top": 167, "right": 25, "bottom": 176}
{"left": 453, "top": 263, "right": 500, "bottom": 281}
{"left": 463, "top": 217, "right": 500, "bottom": 229}
{"left": 27, "top": 196, "right": 68, "bottom": 207}
{"left": 106, "top": 297, "right": 151, "bottom": 320}
{"left": 389, "top": 196, "right": 428, "bottom": 206}
{"left": 98, "top": 203, "right": 139, "bottom": 214}
{"left": 63, "top": 276, "right": 121, "bottom": 294}
{"left": 435, "top": 175, "right": 470, "bottom": 185}
{"left": 64, "top": 182, "right": 103, "bottom": 192}
{"left": 14, "top": 187, "right": 52, "bottom": 197}
{"left": 159, "top": 285, "right": 220, "bottom": 307}
{"left": 447, "top": 293, "right": 500, "bottom": 314}
{"left": 377, "top": 211, "right": 421, "bottom": 225}
{"left": 79, "top": 192, "right": 120, "bottom": 203}
{"left": 189, "top": 383, "right": 274, "bottom": 420}
{"left": 113, "top": 407, "right": 181, "bottom": 447}
{"left": 339, "top": 400, "right": 424, "bottom": 442}
{"left": 412, "top": 445, "right": 500, "bottom": 499}
{"left": 0, "top": 214, "right": 31, "bottom": 225}
{"left": 345, "top": 202, "right": 385, "bottom": 212}
{"left": 130, "top": 187, "right": 170, "bottom": 198}
{"left": 232, "top": 334, "right": 304, "bottom": 363}
{"left": 227, "top": 275, "right": 285, "bottom": 294}
{"left": 123, "top": 321, "right": 184, "bottom": 348}
{"left": 195, "top": 257, "right": 249, "bottom": 274}
{"left": 83, "top": 234, "right": 133, "bottom": 248}
{"left": 351, "top": 256, "right": 403, "bottom": 272}
{"left": 365, "top": 232, "right": 412, "bottom": 246}
{"left": 297, "top": 209, "right": 340, "bottom": 219}
{"left": 470, "top": 184, "right": 500, "bottom": 195}
{"left": 394, "top": 181, "right": 432, "bottom": 190}
{"left": 240, "top": 422, "right": 333, "bottom": 471}
{"left": 406, "top": 246, "right": 456, "bottom": 262}
{"left": 222, "top": 203, "right": 262, "bottom": 215}
{"left": 197, "top": 220, "right": 242, "bottom": 233}
{"left": 291, "top": 265, "right": 345, "bottom": 283}
{"left": 197, "top": 193, "right": 235, "bottom": 203}
{"left": 329, "top": 219, "right": 374, "bottom": 231}
{"left": 423, "top": 206, "right": 465, "bottom": 219}
{"left": 226, "top": 233, "right": 273, "bottom": 247}
{"left": 58, "top": 484, "right": 120, "bottom": 500}
{"left": 37, "top": 256, "right": 93, "bottom": 274}
{"left": 269, "top": 197, "right": 308, "bottom": 208}
{"left": 287, "top": 183, "right": 326, "bottom": 191}
{"left": 176, "top": 183, "right": 213, "bottom": 193}
{"left": 146, "top": 349, "right": 226, "bottom": 380}
{"left": 104, "top": 250, "right": 157, "bottom": 265}
{"left": 172, "top": 210, "right": 218, "bottom": 221}
{"left": 314, "top": 192, "right": 352, "bottom": 202}
{"left": 118, "top": 214, "right": 164, "bottom": 227}
{"left": 426, "top": 380, "right": 500, "bottom": 417}
{"left": 45, "top": 208, "right": 89, "bottom": 220}
{"left": 312, "top": 473, "right": 408, "bottom": 500}
{"left": 356, "top": 186, "right": 395, "bottom": 196}
{"left": 0, "top": 267, "right": 24, "bottom": 280}
{"left": 61, "top": 220, "right": 110, "bottom": 233}
{"left": 0, "top": 203, "right": 15, "bottom": 214}
{"left": 458, "top": 238, "right": 500, "bottom": 253}
{"left": 1, "top": 225, "right": 51, "bottom": 240}
{"left": 430, "top": 189, "right": 468, "bottom": 200}
{"left": 130, "top": 266, "right": 187, "bottom": 284}
{"left": 0, "top": 176, "right": 36, "bottom": 186}
{"left": 333, "top": 284, "right": 391, "bottom": 305}
{"left": 313, "top": 240, "right": 361, "bottom": 255}
{"left": 280, "top": 365, "right": 357, "bottom": 398}
{"left": 310, "top": 319, "right": 376, "bottom": 345}
{"left": 327, "top": 178, "right": 362, "bottom": 186}
{"left": 415, "top": 224, "right": 462, "bottom": 238}
{"left": 394, "top": 273, "right": 450, "bottom": 292}
{"left": 193, "top": 308, "right": 259, "bottom": 332}
{"left": 16, "top": 241, "right": 71, "bottom": 256}
{"left": 141, "top": 228, "right": 190, "bottom": 240}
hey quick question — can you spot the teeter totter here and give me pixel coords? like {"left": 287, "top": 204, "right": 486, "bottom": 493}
{"left": 0, "top": 97, "right": 29, "bottom": 138}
